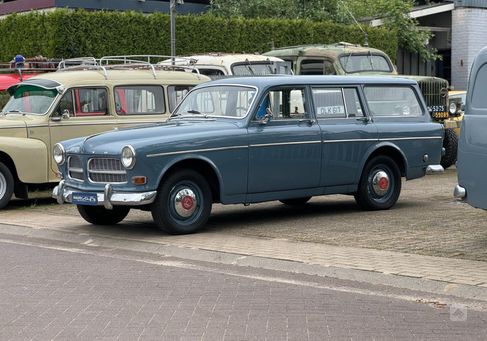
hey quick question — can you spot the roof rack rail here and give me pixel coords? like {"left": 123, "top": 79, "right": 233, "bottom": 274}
{"left": 57, "top": 57, "right": 98, "bottom": 70}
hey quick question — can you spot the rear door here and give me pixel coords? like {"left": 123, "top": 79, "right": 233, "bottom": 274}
{"left": 457, "top": 46, "right": 487, "bottom": 209}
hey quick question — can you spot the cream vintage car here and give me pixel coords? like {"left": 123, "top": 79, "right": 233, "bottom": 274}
{"left": 0, "top": 58, "right": 209, "bottom": 208}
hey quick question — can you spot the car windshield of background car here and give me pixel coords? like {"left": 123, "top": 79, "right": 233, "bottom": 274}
{"left": 2, "top": 85, "right": 57, "bottom": 115}
{"left": 231, "top": 63, "right": 285, "bottom": 76}
{"left": 339, "top": 54, "right": 392, "bottom": 73}
{"left": 173, "top": 85, "right": 256, "bottom": 118}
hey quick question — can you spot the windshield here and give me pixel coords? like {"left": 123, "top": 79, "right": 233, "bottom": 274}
{"left": 174, "top": 85, "right": 257, "bottom": 118}
{"left": 339, "top": 54, "right": 392, "bottom": 73}
{"left": 231, "top": 62, "right": 292, "bottom": 76}
{"left": 2, "top": 85, "right": 58, "bottom": 115}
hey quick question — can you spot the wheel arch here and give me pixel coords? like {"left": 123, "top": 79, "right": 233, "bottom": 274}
{"left": 0, "top": 151, "right": 19, "bottom": 181}
{"left": 157, "top": 156, "right": 222, "bottom": 203}
{"left": 358, "top": 143, "right": 408, "bottom": 180}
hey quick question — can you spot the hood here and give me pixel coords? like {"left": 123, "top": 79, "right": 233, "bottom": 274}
{"left": 69, "top": 119, "right": 241, "bottom": 155}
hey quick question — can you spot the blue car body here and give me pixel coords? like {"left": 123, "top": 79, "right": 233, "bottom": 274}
{"left": 53, "top": 76, "right": 444, "bottom": 234}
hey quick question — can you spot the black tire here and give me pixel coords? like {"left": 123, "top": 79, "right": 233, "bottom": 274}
{"left": 280, "top": 196, "right": 311, "bottom": 206}
{"left": 440, "top": 128, "right": 458, "bottom": 169}
{"left": 354, "top": 155, "right": 401, "bottom": 211}
{"left": 151, "top": 169, "right": 212, "bottom": 235}
{"left": 0, "top": 162, "right": 14, "bottom": 209}
{"left": 77, "top": 205, "right": 130, "bottom": 225}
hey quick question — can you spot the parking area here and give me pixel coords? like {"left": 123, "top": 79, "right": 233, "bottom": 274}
{"left": 4, "top": 167, "right": 487, "bottom": 262}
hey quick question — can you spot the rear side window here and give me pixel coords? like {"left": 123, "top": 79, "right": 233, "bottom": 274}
{"left": 168, "top": 85, "right": 193, "bottom": 112}
{"left": 472, "top": 64, "right": 487, "bottom": 111}
{"left": 364, "top": 86, "right": 422, "bottom": 117}
{"left": 312, "top": 88, "right": 363, "bottom": 118}
{"left": 114, "top": 85, "right": 164, "bottom": 115}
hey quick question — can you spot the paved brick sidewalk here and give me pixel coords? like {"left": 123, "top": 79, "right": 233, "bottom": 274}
{"left": 2, "top": 209, "right": 487, "bottom": 290}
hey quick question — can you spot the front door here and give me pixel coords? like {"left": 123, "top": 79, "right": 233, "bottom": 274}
{"left": 247, "top": 86, "right": 322, "bottom": 194}
{"left": 457, "top": 47, "right": 487, "bottom": 209}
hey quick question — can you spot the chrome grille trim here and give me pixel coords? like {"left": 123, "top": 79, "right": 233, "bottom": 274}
{"left": 88, "top": 158, "right": 127, "bottom": 184}
{"left": 67, "top": 156, "right": 84, "bottom": 181}
{"left": 417, "top": 79, "right": 448, "bottom": 109}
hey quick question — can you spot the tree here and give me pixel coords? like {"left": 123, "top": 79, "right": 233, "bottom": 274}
{"left": 209, "top": 0, "right": 438, "bottom": 60}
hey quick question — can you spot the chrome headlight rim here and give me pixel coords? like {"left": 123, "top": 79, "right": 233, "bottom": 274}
{"left": 53, "top": 143, "right": 66, "bottom": 165}
{"left": 121, "top": 145, "right": 136, "bottom": 169}
{"left": 449, "top": 101, "right": 457, "bottom": 115}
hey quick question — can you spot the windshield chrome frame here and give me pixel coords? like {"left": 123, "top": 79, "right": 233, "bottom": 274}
{"left": 170, "top": 84, "right": 259, "bottom": 120}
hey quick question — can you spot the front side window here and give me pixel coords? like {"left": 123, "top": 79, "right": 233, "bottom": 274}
{"left": 339, "top": 54, "right": 392, "bottom": 73}
{"left": 175, "top": 86, "right": 256, "bottom": 118}
{"left": 364, "top": 86, "right": 422, "bottom": 117}
{"left": 114, "top": 85, "right": 164, "bottom": 115}
{"left": 255, "top": 88, "right": 307, "bottom": 120}
{"left": 3, "top": 85, "right": 57, "bottom": 115}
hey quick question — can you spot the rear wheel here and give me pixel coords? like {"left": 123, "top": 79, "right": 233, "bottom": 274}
{"left": 151, "top": 170, "right": 212, "bottom": 235}
{"left": 440, "top": 128, "right": 458, "bottom": 169}
{"left": 354, "top": 155, "right": 401, "bottom": 210}
{"left": 280, "top": 197, "right": 311, "bottom": 206}
{"left": 0, "top": 162, "right": 14, "bottom": 209}
{"left": 77, "top": 205, "right": 130, "bottom": 225}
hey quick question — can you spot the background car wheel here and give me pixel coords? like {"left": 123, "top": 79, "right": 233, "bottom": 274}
{"left": 151, "top": 169, "right": 212, "bottom": 235}
{"left": 440, "top": 128, "right": 458, "bottom": 169}
{"left": 77, "top": 205, "right": 130, "bottom": 225}
{"left": 354, "top": 155, "right": 401, "bottom": 211}
{"left": 280, "top": 197, "right": 311, "bottom": 206}
{"left": 0, "top": 162, "right": 14, "bottom": 209}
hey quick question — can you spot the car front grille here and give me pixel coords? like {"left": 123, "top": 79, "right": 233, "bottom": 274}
{"left": 67, "top": 156, "right": 84, "bottom": 181}
{"left": 88, "top": 158, "right": 127, "bottom": 184}
{"left": 417, "top": 79, "right": 448, "bottom": 111}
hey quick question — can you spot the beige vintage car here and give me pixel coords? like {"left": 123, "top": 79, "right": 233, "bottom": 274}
{"left": 0, "top": 60, "right": 209, "bottom": 208}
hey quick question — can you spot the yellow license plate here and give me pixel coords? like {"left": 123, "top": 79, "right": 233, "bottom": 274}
{"left": 433, "top": 112, "right": 449, "bottom": 119}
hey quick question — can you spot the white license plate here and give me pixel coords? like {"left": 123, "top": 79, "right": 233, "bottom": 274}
{"left": 72, "top": 192, "right": 98, "bottom": 206}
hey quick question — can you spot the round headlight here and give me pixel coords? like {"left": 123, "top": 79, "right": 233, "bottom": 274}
{"left": 53, "top": 143, "right": 65, "bottom": 165}
{"left": 121, "top": 145, "right": 136, "bottom": 169}
{"left": 449, "top": 102, "right": 457, "bottom": 114}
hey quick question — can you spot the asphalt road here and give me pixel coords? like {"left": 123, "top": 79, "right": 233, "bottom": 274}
{"left": 8, "top": 167, "right": 487, "bottom": 261}
{"left": 1, "top": 238, "right": 487, "bottom": 341}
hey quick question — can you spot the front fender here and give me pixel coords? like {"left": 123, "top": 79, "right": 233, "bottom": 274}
{"left": 0, "top": 137, "right": 48, "bottom": 183}
{"left": 156, "top": 154, "right": 225, "bottom": 199}
{"left": 356, "top": 142, "right": 409, "bottom": 181}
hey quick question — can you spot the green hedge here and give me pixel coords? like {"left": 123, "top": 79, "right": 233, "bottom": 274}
{"left": 0, "top": 10, "right": 397, "bottom": 62}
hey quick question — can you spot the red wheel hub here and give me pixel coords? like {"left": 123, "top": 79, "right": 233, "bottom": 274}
{"left": 378, "top": 177, "right": 389, "bottom": 190}
{"left": 181, "top": 195, "right": 194, "bottom": 210}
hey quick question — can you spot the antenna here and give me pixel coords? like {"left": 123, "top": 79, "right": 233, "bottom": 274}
{"left": 339, "top": 0, "right": 368, "bottom": 47}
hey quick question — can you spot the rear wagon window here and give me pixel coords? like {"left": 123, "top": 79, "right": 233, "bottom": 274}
{"left": 364, "top": 86, "right": 422, "bottom": 117}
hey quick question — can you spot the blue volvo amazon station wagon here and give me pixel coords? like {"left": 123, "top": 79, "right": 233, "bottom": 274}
{"left": 53, "top": 76, "right": 444, "bottom": 234}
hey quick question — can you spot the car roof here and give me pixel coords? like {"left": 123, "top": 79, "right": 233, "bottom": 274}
{"left": 26, "top": 69, "right": 209, "bottom": 87}
{"left": 263, "top": 43, "right": 390, "bottom": 59}
{"left": 199, "top": 75, "right": 418, "bottom": 88}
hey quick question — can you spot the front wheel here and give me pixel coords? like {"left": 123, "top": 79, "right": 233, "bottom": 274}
{"left": 354, "top": 156, "right": 401, "bottom": 210}
{"left": 151, "top": 170, "right": 212, "bottom": 235}
{"left": 0, "top": 162, "right": 14, "bottom": 209}
{"left": 77, "top": 205, "right": 130, "bottom": 225}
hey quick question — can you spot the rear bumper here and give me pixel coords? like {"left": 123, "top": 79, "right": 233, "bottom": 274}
{"left": 453, "top": 184, "right": 466, "bottom": 199}
{"left": 52, "top": 180, "right": 157, "bottom": 210}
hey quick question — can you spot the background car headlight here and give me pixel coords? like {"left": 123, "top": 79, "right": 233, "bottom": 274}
{"left": 121, "top": 145, "right": 136, "bottom": 169}
{"left": 449, "top": 102, "right": 457, "bottom": 115}
{"left": 53, "top": 143, "right": 65, "bottom": 165}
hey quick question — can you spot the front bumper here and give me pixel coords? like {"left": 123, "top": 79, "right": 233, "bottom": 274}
{"left": 52, "top": 180, "right": 157, "bottom": 210}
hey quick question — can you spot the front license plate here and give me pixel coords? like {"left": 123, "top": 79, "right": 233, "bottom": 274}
{"left": 72, "top": 192, "right": 98, "bottom": 206}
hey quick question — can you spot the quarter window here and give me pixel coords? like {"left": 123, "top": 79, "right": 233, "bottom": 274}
{"left": 114, "top": 85, "right": 164, "bottom": 115}
{"left": 364, "top": 86, "right": 422, "bottom": 117}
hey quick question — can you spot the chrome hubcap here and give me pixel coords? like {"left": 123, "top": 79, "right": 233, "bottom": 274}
{"left": 371, "top": 170, "right": 390, "bottom": 196}
{"left": 174, "top": 188, "right": 197, "bottom": 218}
{"left": 0, "top": 172, "right": 6, "bottom": 199}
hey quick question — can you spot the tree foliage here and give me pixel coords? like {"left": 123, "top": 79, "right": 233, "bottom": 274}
{"left": 210, "top": 0, "right": 438, "bottom": 60}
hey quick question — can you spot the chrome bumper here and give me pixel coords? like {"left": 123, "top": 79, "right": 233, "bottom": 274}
{"left": 426, "top": 164, "right": 444, "bottom": 174}
{"left": 453, "top": 184, "right": 466, "bottom": 199}
{"left": 52, "top": 180, "right": 157, "bottom": 210}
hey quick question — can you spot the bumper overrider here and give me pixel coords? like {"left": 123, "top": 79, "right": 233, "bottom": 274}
{"left": 52, "top": 180, "right": 157, "bottom": 210}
